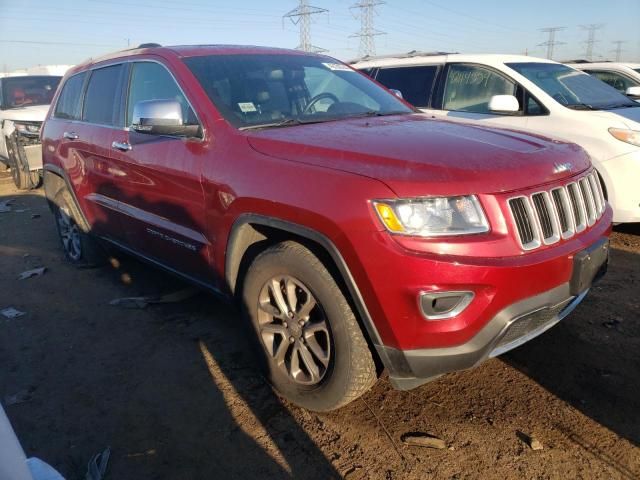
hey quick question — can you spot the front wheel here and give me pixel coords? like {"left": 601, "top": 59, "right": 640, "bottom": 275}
{"left": 6, "top": 134, "right": 40, "bottom": 190}
{"left": 243, "top": 241, "right": 377, "bottom": 411}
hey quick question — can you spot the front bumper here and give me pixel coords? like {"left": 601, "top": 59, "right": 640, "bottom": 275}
{"left": 379, "top": 238, "right": 609, "bottom": 390}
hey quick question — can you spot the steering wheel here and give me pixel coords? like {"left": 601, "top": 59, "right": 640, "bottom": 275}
{"left": 302, "top": 93, "right": 340, "bottom": 115}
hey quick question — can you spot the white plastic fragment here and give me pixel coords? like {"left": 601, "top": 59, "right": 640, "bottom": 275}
{"left": 18, "top": 267, "right": 46, "bottom": 280}
{"left": 1, "top": 307, "right": 25, "bottom": 319}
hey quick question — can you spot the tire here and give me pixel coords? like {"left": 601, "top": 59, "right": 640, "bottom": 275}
{"left": 242, "top": 241, "right": 377, "bottom": 411}
{"left": 53, "top": 188, "right": 106, "bottom": 267}
{"left": 6, "top": 134, "right": 40, "bottom": 190}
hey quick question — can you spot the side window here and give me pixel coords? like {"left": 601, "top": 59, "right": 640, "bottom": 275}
{"left": 54, "top": 72, "right": 86, "bottom": 120}
{"left": 375, "top": 66, "right": 438, "bottom": 107}
{"left": 83, "top": 65, "right": 124, "bottom": 125}
{"left": 585, "top": 70, "right": 638, "bottom": 93}
{"left": 127, "top": 62, "right": 197, "bottom": 126}
{"left": 443, "top": 64, "right": 516, "bottom": 114}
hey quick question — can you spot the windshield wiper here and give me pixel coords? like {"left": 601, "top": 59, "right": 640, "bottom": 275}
{"left": 566, "top": 103, "right": 598, "bottom": 110}
{"left": 606, "top": 103, "right": 637, "bottom": 109}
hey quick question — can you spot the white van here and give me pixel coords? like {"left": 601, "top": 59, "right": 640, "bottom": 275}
{"left": 352, "top": 53, "right": 640, "bottom": 223}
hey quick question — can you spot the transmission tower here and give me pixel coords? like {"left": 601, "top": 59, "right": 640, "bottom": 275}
{"left": 350, "top": 1, "right": 386, "bottom": 58}
{"left": 283, "top": 0, "right": 328, "bottom": 53}
{"left": 581, "top": 24, "right": 604, "bottom": 61}
{"left": 538, "top": 27, "right": 565, "bottom": 60}
{"left": 611, "top": 40, "right": 625, "bottom": 61}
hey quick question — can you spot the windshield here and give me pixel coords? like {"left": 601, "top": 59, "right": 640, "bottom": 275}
{"left": 506, "top": 62, "right": 636, "bottom": 110}
{"left": 1, "top": 76, "right": 61, "bottom": 110}
{"left": 635, "top": 68, "right": 640, "bottom": 74}
{"left": 183, "top": 54, "right": 412, "bottom": 129}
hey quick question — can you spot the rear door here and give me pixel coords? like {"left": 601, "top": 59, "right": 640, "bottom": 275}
{"left": 109, "top": 60, "right": 211, "bottom": 280}
{"left": 63, "top": 63, "right": 127, "bottom": 238}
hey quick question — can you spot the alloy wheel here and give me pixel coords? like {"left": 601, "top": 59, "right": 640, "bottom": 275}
{"left": 56, "top": 206, "right": 82, "bottom": 261}
{"left": 257, "top": 275, "right": 332, "bottom": 385}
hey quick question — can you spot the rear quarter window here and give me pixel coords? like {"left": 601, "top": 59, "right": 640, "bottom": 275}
{"left": 54, "top": 73, "right": 87, "bottom": 120}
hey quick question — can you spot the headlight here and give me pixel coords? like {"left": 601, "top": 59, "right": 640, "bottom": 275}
{"left": 13, "top": 122, "right": 41, "bottom": 135}
{"left": 373, "top": 195, "right": 489, "bottom": 237}
{"left": 609, "top": 128, "right": 640, "bottom": 147}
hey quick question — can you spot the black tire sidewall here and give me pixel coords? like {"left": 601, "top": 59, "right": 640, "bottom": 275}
{"left": 243, "top": 244, "right": 361, "bottom": 411}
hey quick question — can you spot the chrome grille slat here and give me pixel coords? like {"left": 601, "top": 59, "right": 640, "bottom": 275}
{"left": 508, "top": 172, "right": 605, "bottom": 251}
{"left": 579, "top": 178, "right": 597, "bottom": 226}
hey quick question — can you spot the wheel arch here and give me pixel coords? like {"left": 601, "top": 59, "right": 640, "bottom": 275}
{"left": 225, "top": 214, "right": 392, "bottom": 373}
{"left": 43, "top": 165, "right": 90, "bottom": 231}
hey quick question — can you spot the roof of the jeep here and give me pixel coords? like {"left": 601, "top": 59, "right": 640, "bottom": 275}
{"left": 350, "top": 53, "right": 558, "bottom": 69}
{"left": 70, "top": 44, "right": 323, "bottom": 74}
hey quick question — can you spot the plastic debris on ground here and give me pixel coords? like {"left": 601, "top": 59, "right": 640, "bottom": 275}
{"left": 0, "top": 198, "right": 14, "bottom": 213}
{"left": 1, "top": 307, "right": 25, "bottom": 319}
{"left": 109, "top": 287, "right": 199, "bottom": 309}
{"left": 401, "top": 432, "right": 447, "bottom": 449}
{"left": 85, "top": 447, "right": 110, "bottom": 480}
{"left": 18, "top": 267, "right": 47, "bottom": 280}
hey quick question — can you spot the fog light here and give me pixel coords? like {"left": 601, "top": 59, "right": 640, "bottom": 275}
{"left": 419, "top": 291, "right": 474, "bottom": 320}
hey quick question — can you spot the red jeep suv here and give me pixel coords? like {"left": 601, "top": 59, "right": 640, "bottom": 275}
{"left": 42, "top": 45, "right": 611, "bottom": 411}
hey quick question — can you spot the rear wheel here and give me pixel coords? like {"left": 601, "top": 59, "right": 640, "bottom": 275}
{"left": 53, "top": 189, "right": 105, "bottom": 267}
{"left": 243, "top": 241, "right": 377, "bottom": 411}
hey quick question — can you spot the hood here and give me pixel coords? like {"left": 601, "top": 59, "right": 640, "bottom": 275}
{"left": 604, "top": 105, "right": 640, "bottom": 129}
{"left": 246, "top": 114, "right": 591, "bottom": 197}
{"left": 1, "top": 104, "right": 50, "bottom": 123}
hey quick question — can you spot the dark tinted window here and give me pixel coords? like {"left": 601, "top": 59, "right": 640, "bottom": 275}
{"left": 443, "top": 64, "right": 516, "bottom": 113}
{"left": 54, "top": 73, "right": 86, "bottom": 120}
{"left": 127, "top": 62, "right": 197, "bottom": 126}
{"left": 1, "top": 76, "right": 61, "bottom": 109}
{"left": 376, "top": 66, "right": 438, "bottom": 107}
{"left": 83, "top": 65, "right": 123, "bottom": 125}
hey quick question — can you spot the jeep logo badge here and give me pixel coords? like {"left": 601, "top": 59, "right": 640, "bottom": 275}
{"left": 553, "top": 162, "right": 572, "bottom": 174}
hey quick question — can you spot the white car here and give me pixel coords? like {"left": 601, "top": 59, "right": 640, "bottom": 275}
{"left": 0, "top": 75, "right": 62, "bottom": 189}
{"left": 352, "top": 53, "right": 640, "bottom": 223}
{"left": 567, "top": 62, "right": 640, "bottom": 102}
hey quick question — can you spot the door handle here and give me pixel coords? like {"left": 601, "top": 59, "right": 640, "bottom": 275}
{"left": 63, "top": 131, "right": 79, "bottom": 140}
{"left": 112, "top": 141, "right": 132, "bottom": 152}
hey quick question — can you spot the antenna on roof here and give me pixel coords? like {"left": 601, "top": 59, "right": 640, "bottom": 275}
{"left": 138, "top": 43, "right": 162, "bottom": 49}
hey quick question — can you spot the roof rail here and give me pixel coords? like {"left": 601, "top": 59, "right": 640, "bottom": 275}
{"left": 349, "top": 50, "right": 456, "bottom": 64}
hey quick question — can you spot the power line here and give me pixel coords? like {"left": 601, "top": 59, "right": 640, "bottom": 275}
{"left": 538, "top": 26, "right": 566, "bottom": 60}
{"left": 283, "top": 0, "right": 328, "bottom": 53}
{"left": 581, "top": 23, "right": 604, "bottom": 61}
{"left": 350, "top": 1, "right": 386, "bottom": 58}
{"left": 611, "top": 40, "right": 625, "bottom": 62}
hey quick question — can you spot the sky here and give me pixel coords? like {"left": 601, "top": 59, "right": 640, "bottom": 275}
{"left": 1, "top": 0, "right": 639, "bottom": 72}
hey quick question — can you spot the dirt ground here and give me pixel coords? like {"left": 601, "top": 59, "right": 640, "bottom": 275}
{"left": 1, "top": 173, "right": 638, "bottom": 480}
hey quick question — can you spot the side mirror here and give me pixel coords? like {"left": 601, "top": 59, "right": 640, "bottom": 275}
{"left": 131, "top": 99, "right": 199, "bottom": 137}
{"left": 488, "top": 94, "right": 520, "bottom": 113}
{"left": 625, "top": 86, "right": 640, "bottom": 99}
{"left": 389, "top": 89, "right": 403, "bottom": 99}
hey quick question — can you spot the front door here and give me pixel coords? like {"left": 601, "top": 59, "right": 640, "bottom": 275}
{"left": 109, "top": 60, "right": 212, "bottom": 281}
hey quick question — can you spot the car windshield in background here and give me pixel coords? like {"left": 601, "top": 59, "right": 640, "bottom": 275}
{"left": 1, "top": 76, "right": 61, "bottom": 109}
{"left": 183, "top": 54, "right": 412, "bottom": 129}
{"left": 506, "top": 62, "right": 636, "bottom": 110}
